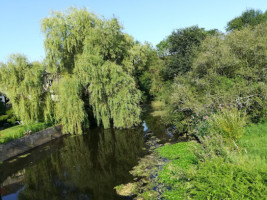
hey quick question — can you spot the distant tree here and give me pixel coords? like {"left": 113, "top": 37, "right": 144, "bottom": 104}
{"left": 226, "top": 9, "right": 267, "bottom": 31}
{"left": 159, "top": 26, "right": 219, "bottom": 80}
{"left": 128, "top": 42, "right": 165, "bottom": 99}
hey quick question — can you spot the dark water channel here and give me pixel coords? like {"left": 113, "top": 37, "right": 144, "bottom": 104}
{"left": 0, "top": 109, "right": 177, "bottom": 200}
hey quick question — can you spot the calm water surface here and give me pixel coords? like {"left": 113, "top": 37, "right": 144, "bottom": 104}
{"left": 0, "top": 110, "right": 176, "bottom": 200}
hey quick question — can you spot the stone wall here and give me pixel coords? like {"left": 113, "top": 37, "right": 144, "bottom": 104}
{"left": 0, "top": 125, "right": 63, "bottom": 162}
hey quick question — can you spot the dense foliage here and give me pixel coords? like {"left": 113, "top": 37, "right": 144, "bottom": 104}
{"left": 156, "top": 26, "right": 219, "bottom": 81}
{"left": 140, "top": 11, "right": 267, "bottom": 199}
{"left": 0, "top": 55, "right": 46, "bottom": 125}
{"left": 133, "top": 120, "right": 267, "bottom": 199}
{"left": 226, "top": 9, "right": 267, "bottom": 31}
{"left": 41, "top": 8, "right": 145, "bottom": 133}
{"left": 0, "top": 108, "right": 18, "bottom": 128}
{"left": 0, "top": 8, "right": 162, "bottom": 134}
{"left": 160, "top": 22, "right": 267, "bottom": 133}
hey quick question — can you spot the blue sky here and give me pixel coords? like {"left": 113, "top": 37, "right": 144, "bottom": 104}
{"left": 0, "top": 0, "right": 266, "bottom": 62}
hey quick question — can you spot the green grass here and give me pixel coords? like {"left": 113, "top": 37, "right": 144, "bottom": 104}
{"left": 155, "top": 142, "right": 198, "bottom": 199}
{"left": 0, "top": 122, "right": 51, "bottom": 144}
{"left": 157, "top": 142, "right": 189, "bottom": 159}
{"left": 117, "top": 121, "right": 267, "bottom": 199}
{"left": 153, "top": 127, "right": 267, "bottom": 200}
{"left": 184, "top": 157, "right": 267, "bottom": 199}
{"left": 239, "top": 121, "right": 267, "bottom": 161}
{"left": 156, "top": 142, "right": 198, "bottom": 169}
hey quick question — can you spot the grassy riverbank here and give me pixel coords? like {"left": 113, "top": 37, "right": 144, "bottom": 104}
{"left": 0, "top": 122, "right": 51, "bottom": 144}
{"left": 115, "top": 121, "right": 267, "bottom": 199}
{"left": 156, "top": 139, "right": 266, "bottom": 199}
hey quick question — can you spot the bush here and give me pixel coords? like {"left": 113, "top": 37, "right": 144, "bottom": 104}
{"left": 193, "top": 134, "right": 230, "bottom": 161}
{"left": 0, "top": 108, "right": 19, "bottom": 127}
{"left": 207, "top": 108, "right": 247, "bottom": 140}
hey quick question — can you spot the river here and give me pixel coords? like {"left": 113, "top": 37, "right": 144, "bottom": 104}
{"left": 0, "top": 109, "right": 177, "bottom": 200}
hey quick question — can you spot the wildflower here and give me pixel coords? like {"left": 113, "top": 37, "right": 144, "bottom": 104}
{"left": 203, "top": 115, "right": 208, "bottom": 120}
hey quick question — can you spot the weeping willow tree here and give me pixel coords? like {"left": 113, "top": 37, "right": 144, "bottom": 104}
{"left": 0, "top": 55, "right": 46, "bottom": 125}
{"left": 41, "top": 8, "right": 143, "bottom": 133}
{"left": 0, "top": 8, "right": 156, "bottom": 134}
{"left": 55, "top": 76, "right": 88, "bottom": 134}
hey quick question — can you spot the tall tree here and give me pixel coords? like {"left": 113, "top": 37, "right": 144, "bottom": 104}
{"left": 159, "top": 26, "right": 218, "bottom": 80}
{"left": 41, "top": 8, "right": 143, "bottom": 133}
{"left": 226, "top": 9, "right": 267, "bottom": 31}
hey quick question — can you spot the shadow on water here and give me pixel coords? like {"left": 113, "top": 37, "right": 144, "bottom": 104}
{"left": 0, "top": 108, "right": 175, "bottom": 200}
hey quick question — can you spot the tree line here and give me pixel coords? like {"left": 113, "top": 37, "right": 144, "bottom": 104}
{"left": 0, "top": 8, "right": 266, "bottom": 134}
{"left": 155, "top": 9, "right": 267, "bottom": 135}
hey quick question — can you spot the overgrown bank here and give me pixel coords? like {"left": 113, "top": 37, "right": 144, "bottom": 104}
{"left": 115, "top": 120, "right": 267, "bottom": 199}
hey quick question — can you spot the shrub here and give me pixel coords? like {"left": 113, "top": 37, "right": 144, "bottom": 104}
{"left": 185, "top": 157, "right": 267, "bottom": 199}
{"left": 193, "top": 134, "right": 231, "bottom": 161}
{"left": 157, "top": 140, "right": 267, "bottom": 200}
{"left": 0, "top": 115, "right": 9, "bottom": 122}
{"left": 207, "top": 108, "right": 247, "bottom": 140}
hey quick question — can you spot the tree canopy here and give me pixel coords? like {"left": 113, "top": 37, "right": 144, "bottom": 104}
{"left": 1, "top": 7, "right": 266, "bottom": 137}
{"left": 226, "top": 9, "right": 267, "bottom": 31}
{"left": 42, "top": 8, "right": 148, "bottom": 133}
{"left": 164, "top": 22, "right": 267, "bottom": 132}
{"left": 0, "top": 8, "right": 162, "bottom": 134}
{"left": 157, "top": 26, "right": 219, "bottom": 80}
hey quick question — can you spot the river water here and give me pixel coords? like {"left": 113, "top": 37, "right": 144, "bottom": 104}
{"left": 0, "top": 110, "right": 177, "bottom": 200}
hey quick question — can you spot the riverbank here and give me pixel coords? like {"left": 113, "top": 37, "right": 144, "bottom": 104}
{"left": 0, "top": 122, "right": 53, "bottom": 144}
{"left": 0, "top": 125, "right": 62, "bottom": 162}
{"left": 115, "top": 122, "right": 267, "bottom": 199}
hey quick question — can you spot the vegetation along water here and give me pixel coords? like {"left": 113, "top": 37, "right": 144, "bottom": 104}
{"left": 0, "top": 8, "right": 266, "bottom": 200}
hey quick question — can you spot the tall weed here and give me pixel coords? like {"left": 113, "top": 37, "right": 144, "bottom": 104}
{"left": 207, "top": 108, "right": 247, "bottom": 140}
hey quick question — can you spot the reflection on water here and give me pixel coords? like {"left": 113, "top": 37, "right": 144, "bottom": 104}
{"left": 0, "top": 109, "right": 174, "bottom": 200}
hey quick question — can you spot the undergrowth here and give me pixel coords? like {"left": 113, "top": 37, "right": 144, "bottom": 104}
{"left": 146, "top": 120, "right": 267, "bottom": 199}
